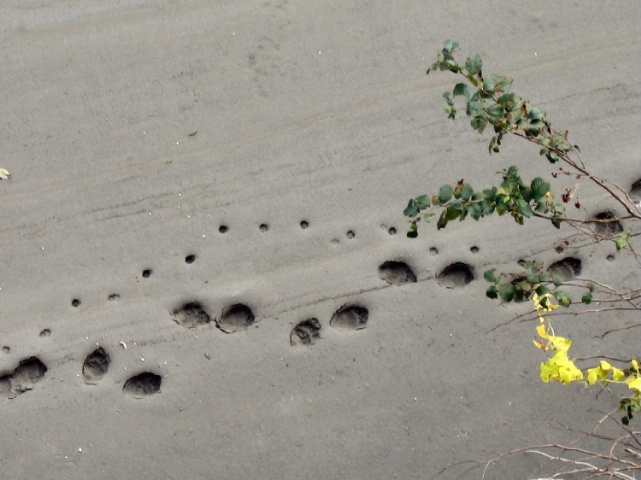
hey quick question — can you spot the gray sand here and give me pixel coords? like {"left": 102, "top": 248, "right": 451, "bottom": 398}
{"left": 1, "top": 1, "right": 640, "bottom": 478}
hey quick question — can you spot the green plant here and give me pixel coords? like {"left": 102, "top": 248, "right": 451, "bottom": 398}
{"left": 408, "top": 40, "right": 641, "bottom": 477}
{"left": 404, "top": 40, "right": 641, "bottom": 479}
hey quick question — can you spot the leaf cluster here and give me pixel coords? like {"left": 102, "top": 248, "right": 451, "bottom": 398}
{"left": 428, "top": 40, "right": 579, "bottom": 162}
{"left": 404, "top": 166, "right": 564, "bottom": 237}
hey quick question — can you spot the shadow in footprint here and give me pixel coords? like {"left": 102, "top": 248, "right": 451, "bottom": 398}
{"left": 290, "top": 318, "right": 321, "bottom": 346}
{"left": 172, "top": 302, "right": 211, "bottom": 328}
{"left": 1, "top": 357, "right": 48, "bottom": 399}
{"left": 437, "top": 262, "right": 475, "bottom": 288}
{"left": 217, "top": 304, "right": 255, "bottom": 333}
{"left": 83, "top": 347, "right": 111, "bottom": 384}
{"left": 330, "top": 305, "right": 369, "bottom": 330}
{"left": 630, "top": 179, "right": 641, "bottom": 203}
{"left": 548, "top": 257, "right": 582, "bottom": 281}
{"left": 378, "top": 261, "right": 417, "bottom": 285}
{"left": 123, "top": 372, "right": 161, "bottom": 398}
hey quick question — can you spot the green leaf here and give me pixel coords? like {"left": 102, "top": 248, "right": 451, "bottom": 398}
{"left": 445, "top": 204, "right": 462, "bottom": 221}
{"left": 486, "top": 286, "right": 498, "bottom": 299}
{"left": 581, "top": 292, "right": 592, "bottom": 304}
{"left": 616, "top": 231, "right": 630, "bottom": 251}
{"left": 535, "top": 284, "right": 550, "bottom": 296}
{"left": 438, "top": 184, "right": 454, "bottom": 204}
{"left": 552, "top": 274, "right": 563, "bottom": 286}
{"left": 470, "top": 116, "right": 488, "bottom": 133}
{"left": 530, "top": 177, "right": 550, "bottom": 201}
{"left": 453, "top": 83, "right": 469, "bottom": 97}
{"left": 415, "top": 194, "right": 430, "bottom": 210}
{"left": 465, "top": 53, "right": 483, "bottom": 75}
{"left": 407, "top": 222, "right": 418, "bottom": 238}
{"left": 517, "top": 199, "right": 533, "bottom": 218}
{"left": 442, "top": 39, "right": 460, "bottom": 56}
{"left": 499, "top": 284, "right": 515, "bottom": 302}
{"left": 404, "top": 199, "right": 418, "bottom": 217}
{"left": 460, "top": 184, "right": 474, "bottom": 201}
{"left": 468, "top": 203, "right": 482, "bottom": 220}
{"left": 484, "top": 268, "right": 497, "bottom": 283}
{"left": 553, "top": 291, "right": 571, "bottom": 307}
{"left": 436, "top": 210, "right": 449, "bottom": 230}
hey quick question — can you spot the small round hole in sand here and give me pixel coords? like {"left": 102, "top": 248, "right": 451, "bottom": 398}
{"left": 142, "top": 269, "right": 152, "bottom": 278}
{"left": 71, "top": 299, "right": 81, "bottom": 307}
{"left": 219, "top": 225, "right": 229, "bottom": 234}
{"left": 185, "top": 254, "right": 196, "bottom": 264}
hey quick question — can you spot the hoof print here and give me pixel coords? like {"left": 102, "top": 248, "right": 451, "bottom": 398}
{"left": 592, "top": 211, "right": 623, "bottom": 236}
{"left": 548, "top": 257, "right": 582, "bottom": 281}
{"left": 437, "top": 262, "right": 474, "bottom": 288}
{"left": 290, "top": 318, "right": 321, "bottom": 346}
{"left": 123, "top": 372, "right": 161, "bottom": 398}
{"left": 172, "top": 302, "right": 211, "bottom": 328}
{"left": 330, "top": 305, "right": 368, "bottom": 330}
{"left": 217, "top": 304, "right": 255, "bottom": 333}
{"left": 83, "top": 347, "right": 111, "bottom": 384}
{"left": 378, "top": 261, "right": 417, "bottom": 285}
{"left": 1, "top": 356, "right": 47, "bottom": 399}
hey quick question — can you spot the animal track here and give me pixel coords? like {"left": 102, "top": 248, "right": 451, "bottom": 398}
{"left": 290, "top": 318, "right": 321, "bottom": 346}
{"left": 0, "top": 356, "right": 47, "bottom": 399}
{"left": 83, "top": 347, "right": 111, "bottom": 384}
{"left": 378, "top": 260, "right": 417, "bottom": 285}
{"left": 592, "top": 211, "right": 623, "bottom": 236}
{"left": 217, "top": 304, "right": 255, "bottom": 333}
{"left": 437, "top": 262, "right": 475, "bottom": 288}
{"left": 330, "top": 305, "right": 369, "bottom": 330}
{"left": 123, "top": 372, "right": 161, "bottom": 398}
{"left": 548, "top": 257, "right": 582, "bottom": 281}
{"left": 172, "top": 302, "right": 212, "bottom": 328}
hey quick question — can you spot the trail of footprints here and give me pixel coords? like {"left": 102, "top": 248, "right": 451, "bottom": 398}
{"left": 1, "top": 199, "right": 635, "bottom": 400}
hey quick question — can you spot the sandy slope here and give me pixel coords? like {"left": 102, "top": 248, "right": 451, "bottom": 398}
{"left": 1, "top": 1, "right": 640, "bottom": 478}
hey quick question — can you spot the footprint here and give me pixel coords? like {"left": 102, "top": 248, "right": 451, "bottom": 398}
{"left": 330, "top": 305, "right": 369, "bottom": 330}
{"left": 437, "top": 262, "right": 475, "bottom": 288}
{"left": 592, "top": 211, "right": 623, "bottom": 236}
{"left": 217, "top": 304, "right": 255, "bottom": 333}
{"left": 172, "top": 302, "right": 212, "bottom": 328}
{"left": 123, "top": 372, "right": 161, "bottom": 398}
{"left": 290, "top": 318, "right": 321, "bottom": 346}
{"left": 378, "top": 261, "right": 417, "bottom": 285}
{"left": 82, "top": 347, "right": 111, "bottom": 384}
{"left": 548, "top": 257, "right": 582, "bottom": 281}
{"left": 0, "top": 356, "right": 48, "bottom": 399}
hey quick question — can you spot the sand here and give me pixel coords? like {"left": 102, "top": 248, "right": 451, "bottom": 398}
{"left": 1, "top": 1, "right": 640, "bottom": 478}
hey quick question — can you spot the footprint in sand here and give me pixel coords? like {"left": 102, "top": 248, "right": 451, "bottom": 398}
{"left": 82, "top": 347, "right": 111, "bottom": 384}
{"left": 437, "top": 262, "right": 475, "bottom": 289}
{"left": 123, "top": 372, "right": 162, "bottom": 398}
{"left": 378, "top": 260, "right": 417, "bottom": 285}
{"left": 0, "top": 356, "right": 48, "bottom": 399}
{"left": 290, "top": 318, "right": 322, "bottom": 346}
{"left": 330, "top": 304, "right": 369, "bottom": 330}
